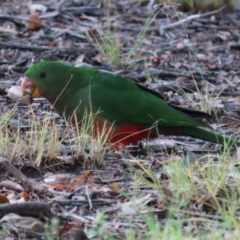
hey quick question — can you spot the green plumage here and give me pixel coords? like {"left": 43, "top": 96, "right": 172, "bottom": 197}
{"left": 23, "top": 61, "right": 240, "bottom": 147}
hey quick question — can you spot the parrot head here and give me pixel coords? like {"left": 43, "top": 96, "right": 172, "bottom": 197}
{"left": 21, "top": 61, "right": 73, "bottom": 99}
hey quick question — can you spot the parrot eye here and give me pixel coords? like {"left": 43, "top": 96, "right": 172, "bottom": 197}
{"left": 40, "top": 72, "right": 46, "bottom": 78}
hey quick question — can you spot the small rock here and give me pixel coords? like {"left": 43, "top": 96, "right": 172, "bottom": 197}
{"left": 7, "top": 86, "right": 32, "bottom": 104}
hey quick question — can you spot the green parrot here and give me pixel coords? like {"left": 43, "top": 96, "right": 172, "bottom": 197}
{"left": 20, "top": 61, "right": 240, "bottom": 148}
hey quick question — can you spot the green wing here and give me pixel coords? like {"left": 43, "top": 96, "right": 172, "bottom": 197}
{"left": 85, "top": 70, "right": 208, "bottom": 128}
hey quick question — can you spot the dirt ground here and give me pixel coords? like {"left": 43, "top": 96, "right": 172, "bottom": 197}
{"left": 1, "top": 0, "right": 240, "bottom": 239}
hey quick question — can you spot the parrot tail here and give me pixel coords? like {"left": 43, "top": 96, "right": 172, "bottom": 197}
{"left": 180, "top": 126, "right": 240, "bottom": 147}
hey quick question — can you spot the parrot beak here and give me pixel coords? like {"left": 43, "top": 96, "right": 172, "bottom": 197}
{"left": 21, "top": 78, "right": 42, "bottom": 98}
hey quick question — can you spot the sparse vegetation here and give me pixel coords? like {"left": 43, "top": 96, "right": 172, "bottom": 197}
{"left": 87, "top": 0, "right": 159, "bottom": 67}
{"left": 160, "top": 0, "right": 236, "bottom": 11}
{"left": 1, "top": 0, "right": 240, "bottom": 239}
{"left": 0, "top": 106, "right": 109, "bottom": 168}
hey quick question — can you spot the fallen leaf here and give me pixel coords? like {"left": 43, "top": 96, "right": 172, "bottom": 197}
{"left": 0, "top": 195, "right": 9, "bottom": 204}
{"left": 73, "top": 171, "right": 94, "bottom": 186}
{"left": 28, "top": 14, "right": 42, "bottom": 30}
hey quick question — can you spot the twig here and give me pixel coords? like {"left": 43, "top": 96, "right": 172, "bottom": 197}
{"left": 0, "top": 14, "right": 52, "bottom": 30}
{"left": 137, "top": 69, "right": 217, "bottom": 84}
{"left": 159, "top": 5, "right": 226, "bottom": 35}
{"left": 188, "top": 24, "right": 236, "bottom": 30}
{"left": 0, "top": 41, "right": 53, "bottom": 51}
{"left": 85, "top": 185, "right": 93, "bottom": 210}
{"left": 55, "top": 199, "right": 114, "bottom": 206}
{"left": 0, "top": 41, "right": 96, "bottom": 56}
{"left": 225, "top": 14, "right": 240, "bottom": 27}
{"left": 0, "top": 157, "right": 51, "bottom": 195}
{"left": 0, "top": 202, "right": 51, "bottom": 217}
